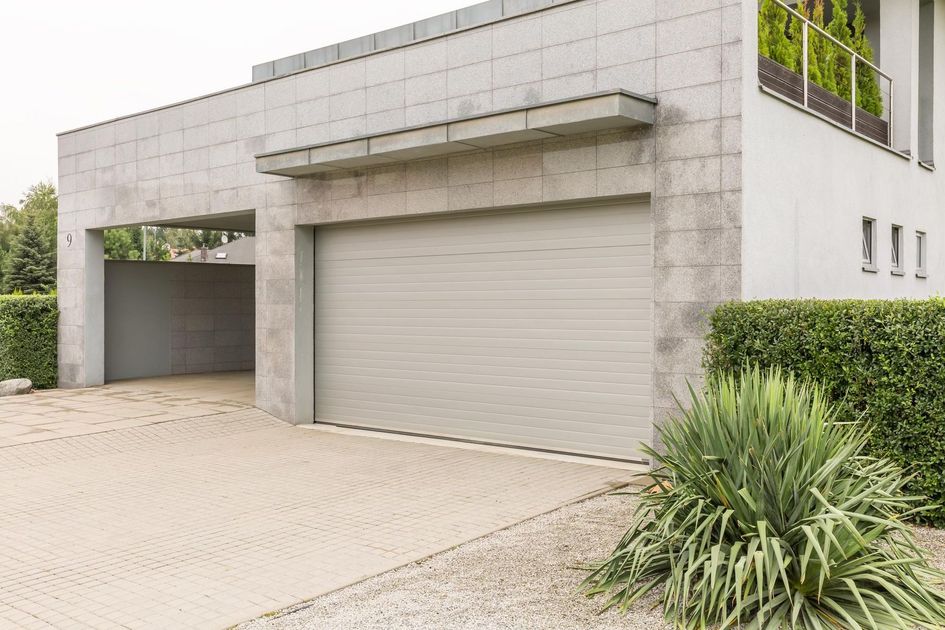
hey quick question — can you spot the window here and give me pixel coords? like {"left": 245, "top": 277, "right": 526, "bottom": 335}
{"left": 862, "top": 217, "right": 877, "bottom": 271}
{"left": 920, "top": 0, "right": 935, "bottom": 165}
{"left": 891, "top": 225, "right": 904, "bottom": 275}
{"left": 917, "top": 231, "right": 928, "bottom": 277}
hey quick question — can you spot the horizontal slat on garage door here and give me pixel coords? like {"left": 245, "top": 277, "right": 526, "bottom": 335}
{"left": 314, "top": 203, "right": 653, "bottom": 460}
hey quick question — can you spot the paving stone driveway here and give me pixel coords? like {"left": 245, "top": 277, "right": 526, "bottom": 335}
{"left": 0, "top": 379, "right": 636, "bottom": 629}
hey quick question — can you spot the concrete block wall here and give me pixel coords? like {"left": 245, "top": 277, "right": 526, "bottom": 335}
{"left": 170, "top": 263, "right": 254, "bottom": 374}
{"left": 58, "top": 0, "right": 744, "bottom": 450}
{"left": 104, "top": 261, "right": 254, "bottom": 381}
{"left": 285, "top": 0, "right": 744, "bottom": 437}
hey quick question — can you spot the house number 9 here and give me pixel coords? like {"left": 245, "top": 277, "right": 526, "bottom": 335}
{"left": 66, "top": 234, "right": 72, "bottom": 247}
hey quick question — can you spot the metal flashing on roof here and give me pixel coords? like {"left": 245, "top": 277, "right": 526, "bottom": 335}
{"left": 256, "top": 90, "right": 656, "bottom": 177}
{"left": 251, "top": 0, "right": 578, "bottom": 83}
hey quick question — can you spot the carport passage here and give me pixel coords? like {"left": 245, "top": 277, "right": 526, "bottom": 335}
{"left": 0, "top": 387, "right": 634, "bottom": 629}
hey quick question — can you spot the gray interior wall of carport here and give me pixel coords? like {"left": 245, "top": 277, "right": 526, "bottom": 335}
{"left": 104, "top": 261, "right": 254, "bottom": 381}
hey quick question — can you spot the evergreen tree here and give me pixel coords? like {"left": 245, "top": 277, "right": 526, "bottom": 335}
{"left": 790, "top": 0, "right": 822, "bottom": 85}
{"left": 104, "top": 228, "right": 141, "bottom": 261}
{"left": 853, "top": 1, "right": 883, "bottom": 116}
{"left": 3, "top": 215, "right": 54, "bottom": 294}
{"left": 19, "top": 182, "right": 58, "bottom": 264}
{"left": 811, "top": 0, "right": 837, "bottom": 92}
{"left": 827, "top": 0, "right": 854, "bottom": 101}
{"left": 758, "top": 0, "right": 796, "bottom": 71}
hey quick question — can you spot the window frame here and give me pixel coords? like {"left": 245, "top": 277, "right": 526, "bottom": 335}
{"left": 917, "top": 230, "right": 928, "bottom": 278}
{"left": 862, "top": 217, "right": 878, "bottom": 272}
{"left": 891, "top": 224, "right": 904, "bottom": 276}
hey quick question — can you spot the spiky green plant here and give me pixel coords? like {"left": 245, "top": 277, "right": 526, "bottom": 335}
{"left": 583, "top": 366, "right": 945, "bottom": 629}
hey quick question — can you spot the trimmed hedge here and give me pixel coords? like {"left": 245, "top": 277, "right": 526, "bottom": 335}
{"left": 704, "top": 299, "right": 945, "bottom": 525}
{"left": 0, "top": 295, "right": 57, "bottom": 389}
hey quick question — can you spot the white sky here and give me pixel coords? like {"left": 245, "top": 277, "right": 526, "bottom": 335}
{"left": 0, "top": 0, "right": 474, "bottom": 205}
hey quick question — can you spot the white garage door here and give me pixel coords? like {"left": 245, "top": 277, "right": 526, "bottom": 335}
{"left": 314, "top": 202, "right": 652, "bottom": 461}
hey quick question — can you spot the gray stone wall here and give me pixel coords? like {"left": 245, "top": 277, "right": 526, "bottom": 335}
{"left": 58, "top": 0, "right": 744, "bottom": 448}
{"left": 103, "top": 261, "right": 254, "bottom": 380}
{"left": 170, "top": 263, "right": 255, "bottom": 374}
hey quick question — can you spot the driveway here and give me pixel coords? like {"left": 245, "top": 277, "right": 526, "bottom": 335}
{"left": 0, "top": 374, "right": 638, "bottom": 629}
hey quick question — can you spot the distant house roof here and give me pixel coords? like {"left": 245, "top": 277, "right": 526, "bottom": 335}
{"left": 171, "top": 236, "right": 255, "bottom": 265}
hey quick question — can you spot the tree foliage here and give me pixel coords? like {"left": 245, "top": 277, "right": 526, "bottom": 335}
{"left": 810, "top": 0, "right": 838, "bottom": 93}
{"left": 4, "top": 214, "right": 55, "bottom": 294}
{"left": 103, "top": 227, "right": 249, "bottom": 261}
{"left": 852, "top": 1, "right": 883, "bottom": 116}
{"left": 759, "top": 0, "right": 883, "bottom": 116}
{"left": 790, "top": 1, "right": 823, "bottom": 85}
{"left": 758, "top": 0, "right": 796, "bottom": 71}
{"left": 0, "top": 181, "right": 58, "bottom": 292}
{"left": 826, "top": 0, "right": 854, "bottom": 101}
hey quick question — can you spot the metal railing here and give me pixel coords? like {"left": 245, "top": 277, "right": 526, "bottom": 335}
{"left": 771, "top": 0, "right": 894, "bottom": 147}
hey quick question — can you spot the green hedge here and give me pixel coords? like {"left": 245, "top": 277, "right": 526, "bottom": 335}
{"left": 704, "top": 299, "right": 945, "bottom": 525}
{"left": 0, "top": 295, "right": 58, "bottom": 389}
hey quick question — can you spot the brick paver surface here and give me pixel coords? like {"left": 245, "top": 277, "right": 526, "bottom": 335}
{"left": 0, "top": 379, "right": 635, "bottom": 629}
{"left": 0, "top": 372, "right": 253, "bottom": 447}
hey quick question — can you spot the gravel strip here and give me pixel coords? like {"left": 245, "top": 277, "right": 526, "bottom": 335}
{"left": 239, "top": 491, "right": 669, "bottom": 630}
{"left": 240, "top": 493, "right": 945, "bottom": 630}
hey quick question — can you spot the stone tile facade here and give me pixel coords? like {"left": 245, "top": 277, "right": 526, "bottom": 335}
{"left": 57, "top": 0, "right": 743, "bottom": 454}
{"left": 169, "top": 264, "right": 255, "bottom": 375}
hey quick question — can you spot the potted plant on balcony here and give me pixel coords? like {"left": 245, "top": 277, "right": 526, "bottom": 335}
{"left": 757, "top": 0, "right": 887, "bottom": 143}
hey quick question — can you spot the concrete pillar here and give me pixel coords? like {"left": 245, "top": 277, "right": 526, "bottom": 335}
{"left": 881, "top": 0, "right": 918, "bottom": 153}
{"left": 293, "top": 226, "right": 314, "bottom": 424}
{"left": 84, "top": 230, "right": 105, "bottom": 386}
{"left": 254, "top": 181, "right": 314, "bottom": 425}
{"left": 58, "top": 227, "right": 104, "bottom": 388}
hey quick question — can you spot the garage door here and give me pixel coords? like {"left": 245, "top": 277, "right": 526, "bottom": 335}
{"left": 314, "top": 202, "right": 652, "bottom": 461}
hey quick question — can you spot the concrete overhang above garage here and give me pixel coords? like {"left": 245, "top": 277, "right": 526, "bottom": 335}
{"left": 255, "top": 90, "right": 656, "bottom": 177}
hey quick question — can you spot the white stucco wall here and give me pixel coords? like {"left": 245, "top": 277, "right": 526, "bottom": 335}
{"left": 741, "top": 0, "right": 945, "bottom": 300}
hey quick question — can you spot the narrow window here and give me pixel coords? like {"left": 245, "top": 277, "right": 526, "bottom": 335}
{"left": 862, "top": 217, "right": 877, "bottom": 271}
{"left": 917, "top": 231, "right": 928, "bottom": 277}
{"left": 891, "top": 224, "right": 904, "bottom": 275}
{"left": 919, "top": 0, "right": 935, "bottom": 165}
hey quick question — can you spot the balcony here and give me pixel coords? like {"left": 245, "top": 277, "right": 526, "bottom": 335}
{"left": 757, "top": 0, "right": 893, "bottom": 148}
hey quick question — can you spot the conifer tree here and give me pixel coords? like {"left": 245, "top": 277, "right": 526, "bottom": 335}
{"left": 759, "top": 0, "right": 796, "bottom": 71}
{"left": 853, "top": 1, "right": 883, "bottom": 116}
{"left": 811, "top": 0, "right": 837, "bottom": 92}
{"left": 827, "top": 0, "right": 854, "bottom": 101}
{"left": 790, "top": 0, "right": 822, "bottom": 85}
{"left": 3, "top": 215, "right": 54, "bottom": 294}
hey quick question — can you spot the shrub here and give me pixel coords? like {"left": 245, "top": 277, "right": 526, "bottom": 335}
{"left": 758, "top": 0, "right": 797, "bottom": 72}
{"left": 0, "top": 295, "right": 57, "bottom": 389}
{"left": 704, "top": 299, "right": 945, "bottom": 526}
{"left": 759, "top": 0, "right": 883, "bottom": 116}
{"left": 583, "top": 366, "right": 945, "bottom": 629}
{"left": 853, "top": 1, "right": 883, "bottom": 116}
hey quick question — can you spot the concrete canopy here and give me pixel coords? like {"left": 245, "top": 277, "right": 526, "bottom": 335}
{"left": 255, "top": 90, "right": 656, "bottom": 177}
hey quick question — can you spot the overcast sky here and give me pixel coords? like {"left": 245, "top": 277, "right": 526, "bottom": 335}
{"left": 0, "top": 0, "right": 473, "bottom": 205}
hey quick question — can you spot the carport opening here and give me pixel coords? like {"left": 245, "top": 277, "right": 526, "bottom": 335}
{"left": 102, "top": 210, "right": 256, "bottom": 404}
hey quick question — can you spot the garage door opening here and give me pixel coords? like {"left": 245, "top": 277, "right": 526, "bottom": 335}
{"left": 102, "top": 212, "right": 255, "bottom": 403}
{"left": 313, "top": 201, "right": 653, "bottom": 462}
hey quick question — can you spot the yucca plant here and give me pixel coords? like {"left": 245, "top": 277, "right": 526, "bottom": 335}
{"left": 583, "top": 366, "right": 945, "bottom": 629}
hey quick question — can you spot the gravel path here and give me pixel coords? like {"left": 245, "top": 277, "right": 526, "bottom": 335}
{"left": 239, "top": 492, "right": 945, "bottom": 630}
{"left": 238, "top": 490, "right": 669, "bottom": 630}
